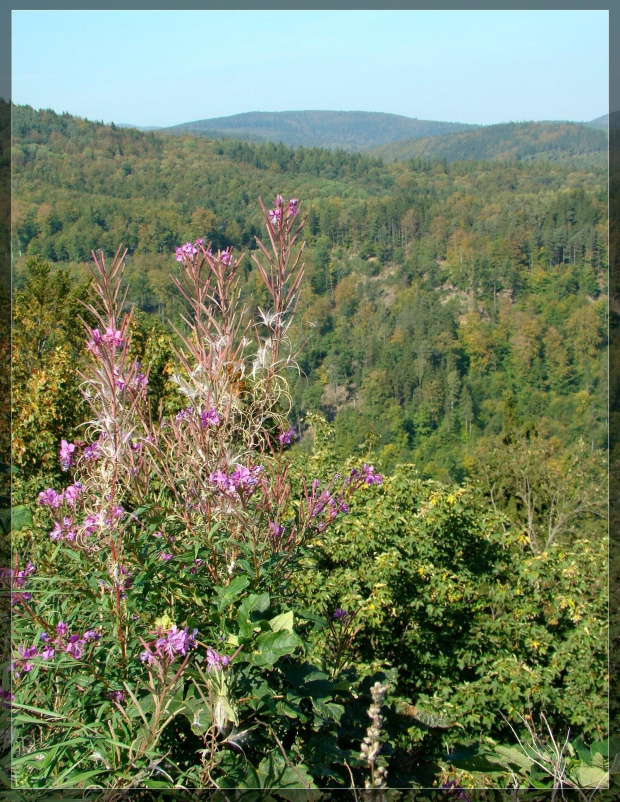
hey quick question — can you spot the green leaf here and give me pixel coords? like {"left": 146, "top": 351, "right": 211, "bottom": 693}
{"left": 256, "top": 753, "right": 315, "bottom": 791}
{"left": 269, "top": 610, "right": 294, "bottom": 632}
{"left": 0, "top": 505, "right": 32, "bottom": 533}
{"left": 572, "top": 765, "right": 608, "bottom": 788}
{"left": 313, "top": 699, "right": 345, "bottom": 723}
{"left": 413, "top": 707, "right": 452, "bottom": 729}
{"left": 213, "top": 575, "right": 250, "bottom": 610}
{"left": 238, "top": 592, "right": 270, "bottom": 637}
{"left": 252, "top": 630, "right": 300, "bottom": 666}
{"left": 53, "top": 768, "right": 110, "bottom": 788}
{"left": 494, "top": 745, "right": 535, "bottom": 771}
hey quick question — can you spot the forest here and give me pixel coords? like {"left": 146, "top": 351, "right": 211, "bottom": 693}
{"left": 4, "top": 104, "right": 612, "bottom": 793}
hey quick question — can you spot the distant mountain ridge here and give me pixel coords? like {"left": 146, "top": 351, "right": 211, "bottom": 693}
{"left": 585, "top": 114, "right": 608, "bottom": 130}
{"left": 370, "top": 121, "right": 607, "bottom": 165}
{"left": 158, "top": 110, "right": 479, "bottom": 150}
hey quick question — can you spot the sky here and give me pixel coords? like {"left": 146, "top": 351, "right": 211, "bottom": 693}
{"left": 12, "top": 10, "right": 608, "bottom": 128}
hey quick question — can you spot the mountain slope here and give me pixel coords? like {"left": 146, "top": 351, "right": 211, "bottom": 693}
{"left": 585, "top": 114, "right": 608, "bottom": 130}
{"left": 371, "top": 121, "right": 607, "bottom": 165}
{"left": 11, "top": 104, "right": 607, "bottom": 483}
{"left": 159, "top": 110, "right": 478, "bottom": 150}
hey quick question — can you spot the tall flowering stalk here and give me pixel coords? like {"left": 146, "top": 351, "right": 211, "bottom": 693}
{"left": 252, "top": 194, "right": 305, "bottom": 391}
{"left": 140, "top": 198, "right": 381, "bottom": 589}
{"left": 37, "top": 246, "right": 150, "bottom": 663}
{"left": 361, "top": 681, "right": 390, "bottom": 791}
{"left": 139, "top": 200, "right": 281, "bottom": 584}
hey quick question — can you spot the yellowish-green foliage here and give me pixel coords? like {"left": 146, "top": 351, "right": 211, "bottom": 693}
{"left": 289, "top": 417, "right": 607, "bottom": 749}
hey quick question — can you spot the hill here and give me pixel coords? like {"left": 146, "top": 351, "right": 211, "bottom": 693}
{"left": 159, "top": 110, "right": 478, "bottom": 150}
{"left": 11, "top": 104, "right": 607, "bottom": 482}
{"left": 370, "top": 121, "right": 607, "bottom": 165}
{"left": 586, "top": 114, "right": 608, "bottom": 130}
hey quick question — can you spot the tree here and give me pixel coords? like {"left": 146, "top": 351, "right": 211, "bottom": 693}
{"left": 472, "top": 430, "right": 606, "bottom": 553}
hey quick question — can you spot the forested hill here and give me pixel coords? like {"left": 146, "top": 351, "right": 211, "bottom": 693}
{"left": 586, "top": 114, "right": 608, "bottom": 130}
{"left": 12, "top": 104, "right": 607, "bottom": 482}
{"left": 159, "top": 110, "right": 478, "bottom": 150}
{"left": 371, "top": 121, "right": 607, "bottom": 165}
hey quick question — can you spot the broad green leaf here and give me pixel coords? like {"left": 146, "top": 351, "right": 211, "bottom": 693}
{"left": 238, "top": 592, "right": 270, "bottom": 637}
{"left": 252, "top": 630, "right": 300, "bottom": 666}
{"left": 213, "top": 575, "right": 250, "bottom": 610}
{"left": 0, "top": 505, "right": 32, "bottom": 533}
{"left": 572, "top": 765, "right": 608, "bottom": 788}
{"left": 494, "top": 745, "right": 535, "bottom": 771}
{"left": 269, "top": 610, "right": 294, "bottom": 632}
{"left": 313, "top": 699, "right": 344, "bottom": 723}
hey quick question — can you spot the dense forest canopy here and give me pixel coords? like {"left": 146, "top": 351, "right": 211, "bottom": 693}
{"left": 11, "top": 103, "right": 607, "bottom": 484}
{"left": 371, "top": 121, "right": 607, "bottom": 166}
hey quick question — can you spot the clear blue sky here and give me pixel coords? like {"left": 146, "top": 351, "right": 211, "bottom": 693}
{"left": 12, "top": 10, "right": 608, "bottom": 128}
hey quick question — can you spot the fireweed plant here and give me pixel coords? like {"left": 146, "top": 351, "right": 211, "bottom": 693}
{"left": 8, "top": 197, "right": 386, "bottom": 790}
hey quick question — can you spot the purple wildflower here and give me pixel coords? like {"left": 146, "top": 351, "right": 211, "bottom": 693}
{"left": 63, "top": 516, "right": 77, "bottom": 541}
{"left": 38, "top": 488, "right": 63, "bottom": 508}
{"left": 220, "top": 247, "right": 232, "bottom": 266}
{"left": 40, "top": 645, "right": 55, "bottom": 661}
{"left": 288, "top": 198, "right": 298, "bottom": 217}
{"left": 279, "top": 428, "right": 295, "bottom": 446}
{"left": 83, "top": 441, "right": 100, "bottom": 461}
{"left": 205, "top": 646, "right": 230, "bottom": 672}
{"left": 268, "top": 208, "right": 282, "bottom": 227}
{"left": 201, "top": 407, "right": 220, "bottom": 428}
{"left": 11, "top": 592, "right": 31, "bottom": 606}
{"left": 65, "top": 635, "right": 83, "bottom": 660}
{"left": 102, "top": 327, "right": 124, "bottom": 349}
{"left": 14, "top": 562, "right": 35, "bottom": 587}
{"left": 86, "top": 328, "right": 103, "bottom": 355}
{"left": 83, "top": 515, "right": 99, "bottom": 536}
{"left": 63, "top": 483, "right": 83, "bottom": 507}
{"left": 114, "top": 368, "right": 126, "bottom": 390}
{"left": 12, "top": 645, "right": 37, "bottom": 676}
{"left": 108, "top": 690, "right": 125, "bottom": 703}
{"left": 50, "top": 517, "right": 76, "bottom": 542}
{"left": 333, "top": 608, "right": 349, "bottom": 621}
{"left": 158, "top": 552, "right": 174, "bottom": 561}
{"left": 361, "top": 464, "right": 383, "bottom": 485}
{"left": 186, "top": 557, "right": 204, "bottom": 575}
{"left": 0, "top": 689, "right": 14, "bottom": 707}
{"left": 175, "top": 406, "right": 193, "bottom": 423}
{"left": 210, "top": 470, "right": 237, "bottom": 496}
{"left": 230, "top": 465, "right": 263, "bottom": 492}
{"left": 59, "top": 440, "right": 76, "bottom": 471}
{"left": 155, "top": 626, "right": 198, "bottom": 660}
{"left": 133, "top": 372, "right": 148, "bottom": 391}
{"left": 268, "top": 521, "right": 285, "bottom": 542}
{"left": 56, "top": 621, "right": 69, "bottom": 637}
{"left": 82, "top": 630, "right": 101, "bottom": 642}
